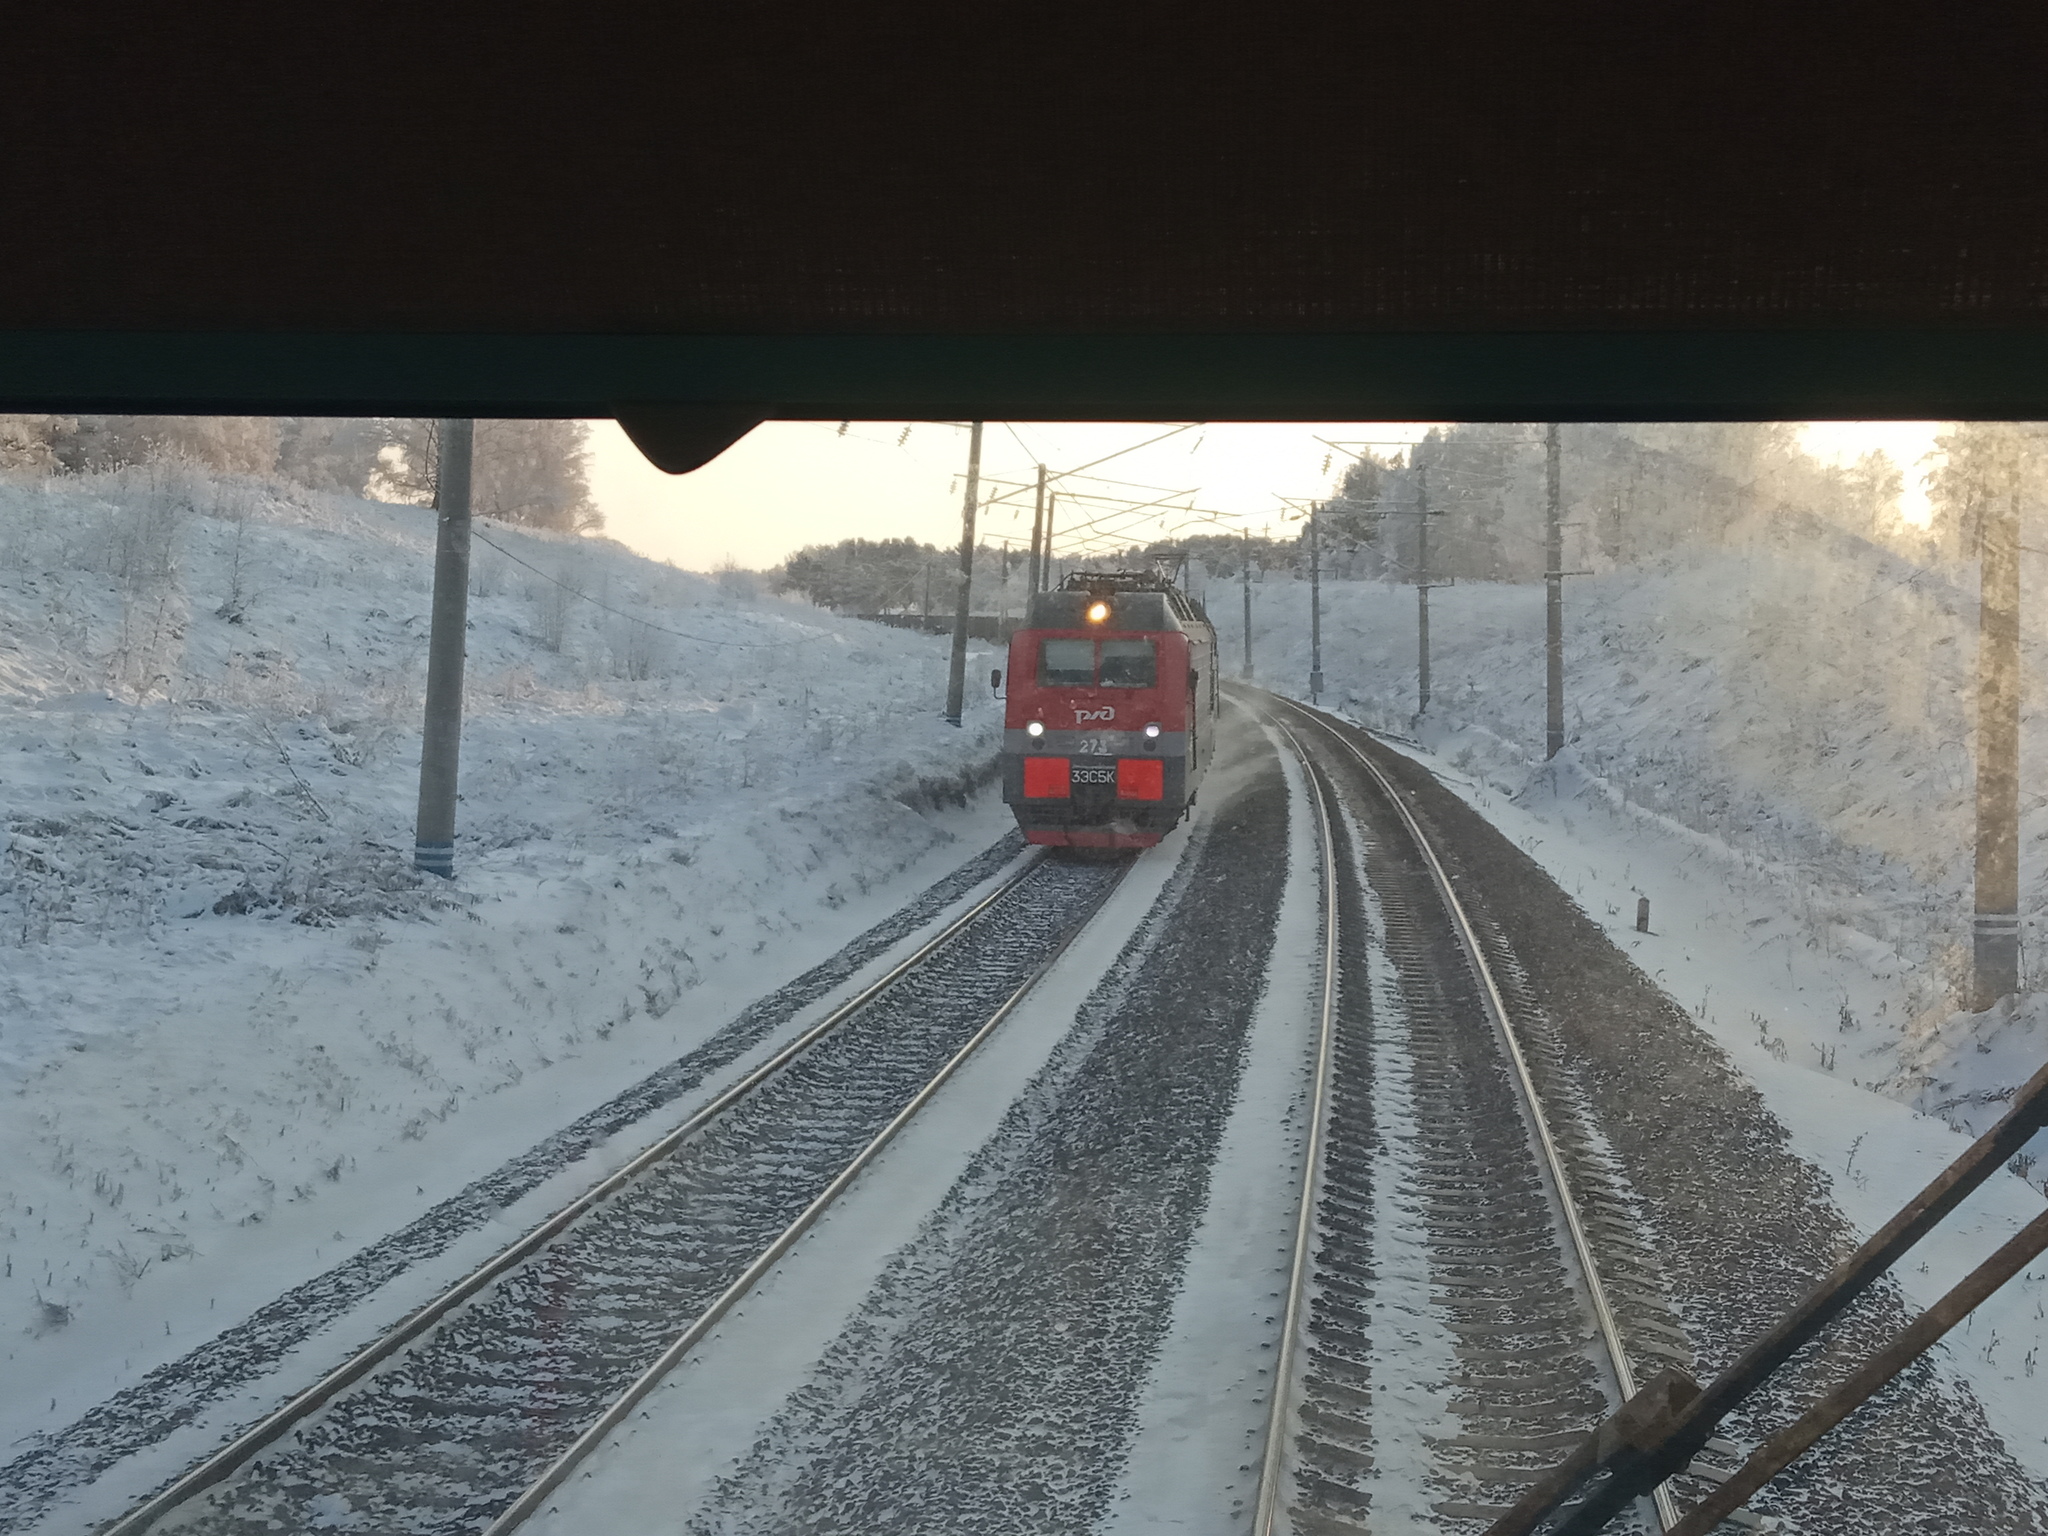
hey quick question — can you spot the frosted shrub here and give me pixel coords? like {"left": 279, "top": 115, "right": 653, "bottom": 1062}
{"left": 605, "top": 614, "right": 672, "bottom": 680}
{"left": 0, "top": 481, "right": 57, "bottom": 567}
{"left": 470, "top": 545, "right": 510, "bottom": 600}
{"left": 210, "top": 481, "right": 261, "bottom": 623}
{"left": 280, "top": 839, "right": 455, "bottom": 927}
{"left": 531, "top": 562, "right": 576, "bottom": 652}
{"left": 98, "top": 471, "right": 187, "bottom": 591}
{"left": 319, "top": 668, "right": 417, "bottom": 768}
{"left": 108, "top": 584, "right": 188, "bottom": 702}
{"left": 715, "top": 560, "right": 762, "bottom": 599}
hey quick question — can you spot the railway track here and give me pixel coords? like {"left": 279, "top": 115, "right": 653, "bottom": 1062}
{"left": 1255, "top": 695, "right": 1764, "bottom": 1536}
{"left": 99, "top": 851, "right": 1125, "bottom": 1536}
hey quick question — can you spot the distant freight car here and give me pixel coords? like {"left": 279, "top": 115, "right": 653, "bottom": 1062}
{"left": 998, "top": 571, "right": 1219, "bottom": 850}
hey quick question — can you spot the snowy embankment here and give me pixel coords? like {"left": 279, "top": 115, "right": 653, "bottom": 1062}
{"left": 1211, "top": 531, "right": 2048, "bottom": 1477}
{"left": 1211, "top": 520, "right": 2048, "bottom": 1158}
{"left": 0, "top": 467, "right": 1004, "bottom": 1416}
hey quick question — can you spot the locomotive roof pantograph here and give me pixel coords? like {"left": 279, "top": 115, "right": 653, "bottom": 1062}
{"left": 1029, "top": 569, "right": 1211, "bottom": 633}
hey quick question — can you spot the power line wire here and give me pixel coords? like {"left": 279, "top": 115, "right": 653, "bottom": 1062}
{"left": 471, "top": 529, "right": 835, "bottom": 651}
{"left": 976, "top": 423, "right": 1202, "bottom": 510}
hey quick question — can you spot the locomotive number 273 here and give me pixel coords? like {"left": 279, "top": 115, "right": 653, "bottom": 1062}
{"left": 1072, "top": 737, "right": 1115, "bottom": 756}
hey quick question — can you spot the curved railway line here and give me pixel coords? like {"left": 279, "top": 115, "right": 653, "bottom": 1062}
{"left": 66, "top": 689, "right": 2014, "bottom": 1535}
{"left": 98, "top": 851, "right": 1125, "bottom": 1536}
{"left": 1253, "top": 693, "right": 1765, "bottom": 1536}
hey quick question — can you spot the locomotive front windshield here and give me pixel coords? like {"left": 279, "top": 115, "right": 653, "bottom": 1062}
{"left": 1036, "top": 637, "right": 1158, "bottom": 688}
{"left": 1039, "top": 638, "right": 1096, "bottom": 686}
{"left": 1098, "top": 639, "right": 1158, "bottom": 687}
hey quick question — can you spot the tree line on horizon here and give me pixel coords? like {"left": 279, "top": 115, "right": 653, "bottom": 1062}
{"left": 0, "top": 414, "right": 600, "bottom": 533}
{"left": 1314, "top": 423, "right": 2017, "bottom": 584}
{"left": 774, "top": 424, "right": 1965, "bottom": 614}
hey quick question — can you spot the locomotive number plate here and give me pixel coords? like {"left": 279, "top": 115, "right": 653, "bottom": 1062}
{"left": 1072, "top": 736, "right": 1115, "bottom": 756}
{"left": 1071, "top": 765, "right": 1116, "bottom": 785}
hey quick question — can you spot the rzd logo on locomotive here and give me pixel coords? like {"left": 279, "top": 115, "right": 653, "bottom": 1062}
{"left": 1074, "top": 706, "right": 1115, "bottom": 723}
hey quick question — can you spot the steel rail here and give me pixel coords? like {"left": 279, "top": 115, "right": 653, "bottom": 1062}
{"left": 100, "top": 850, "right": 1048, "bottom": 1536}
{"left": 1250, "top": 721, "right": 1343, "bottom": 1536}
{"left": 1270, "top": 694, "right": 1679, "bottom": 1533}
{"left": 481, "top": 858, "right": 1130, "bottom": 1533}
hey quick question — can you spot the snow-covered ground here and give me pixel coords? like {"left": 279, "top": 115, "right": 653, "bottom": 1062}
{"left": 1371, "top": 730, "right": 2048, "bottom": 1485}
{"left": 1098, "top": 731, "right": 1320, "bottom": 1534}
{"left": 14, "top": 460, "right": 2048, "bottom": 1525}
{"left": 0, "top": 466, "right": 1008, "bottom": 1446}
{"left": 1211, "top": 525, "right": 2048, "bottom": 1150}
{"left": 1209, "top": 528, "right": 2048, "bottom": 1477}
{"left": 524, "top": 807, "right": 1210, "bottom": 1534}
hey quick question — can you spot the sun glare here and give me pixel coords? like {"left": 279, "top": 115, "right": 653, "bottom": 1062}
{"left": 1795, "top": 421, "right": 1943, "bottom": 529}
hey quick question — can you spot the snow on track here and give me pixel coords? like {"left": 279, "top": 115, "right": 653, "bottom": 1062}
{"left": 0, "top": 468, "right": 1017, "bottom": 1531}
{"left": 1339, "top": 710, "right": 2048, "bottom": 1532}
{"left": 1366, "top": 722, "right": 2048, "bottom": 1498}
{"left": 1097, "top": 721, "right": 1322, "bottom": 1534}
{"left": 118, "top": 855, "right": 1120, "bottom": 1536}
{"left": 656, "top": 710, "right": 1293, "bottom": 1535}
{"left": 1266, "top": 714, "right": 1620, "bottom": 1534}
{"left": 522, "top": 801, "right": 1207, "bottom": 1532}
{"left": 3, "top": 834, "right": 1031, "bottom": 1536}
{"left": 1216, "top": 550, "right": 2048, "bottom": 1145}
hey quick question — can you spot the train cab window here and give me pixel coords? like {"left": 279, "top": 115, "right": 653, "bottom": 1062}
{"left": 1099, "top": 639, "right": 1158, "bottom": 688}
{"left": 1039, "top": 639, "right": 1096, "bottom": 686}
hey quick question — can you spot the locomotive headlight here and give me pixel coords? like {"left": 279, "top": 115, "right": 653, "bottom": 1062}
{"left": 1143, "top": 722, "right": 1161, "bottom": 739}
{"left": 1026, "top": 720, "right": 1045, "bottom": 737}
{"left": 1086, "top": 601, "right": 1110, "bottom": 624}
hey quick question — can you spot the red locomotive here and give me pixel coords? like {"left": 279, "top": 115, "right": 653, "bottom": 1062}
{"left": 999, "top": 570, "right": 1219, "bottom": 850}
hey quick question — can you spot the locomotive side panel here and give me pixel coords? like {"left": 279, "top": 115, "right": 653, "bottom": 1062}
{"left": 1183, "top": 615, "right": 1219, "bottom": 789}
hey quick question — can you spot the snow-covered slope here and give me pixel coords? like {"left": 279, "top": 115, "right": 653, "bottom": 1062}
{"left": 0, "top": 466, "right": 1004, "bottom": 1397}
{"left": 1211, "top": 518, "right": 2048, "bottom": 1146}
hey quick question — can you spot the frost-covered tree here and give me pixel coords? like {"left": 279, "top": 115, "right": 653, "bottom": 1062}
{"left": 274, "top": 418, "right": 387, "bottom": 496}
{"left": 1828, "top": 450, "right": 1907, "bottom": 545}
{"left": 473, "top": 420, "right": 601, "bottom": 532}
{"left": 366, "top": 418, "right": 438, "bottom": 505}
{"left": 1347, "top": 423, "right": 1896, "bottom": 581}
{"left": 1368, "top": 425, "right": 1546, "bottom": 583}
{"left": 49, "top": 415, "right": 281, "bottom": 475}
{"left": 0, "top": 414, "right": 76, "bottom": 472}
{"left": 776, "top": 537, "right": 942, "bottom": 613}
{"left": 369, "top": 418, "right": 601, "bottom": 532}
{"left": 1318, "top": 449, "right": 1394, "bottom": 554}
{"left": 1927, "top": 422, "right": 2047, "bottom": 565}
{"left": 1561, "top": 424, "right": 1786, "bottom": 560}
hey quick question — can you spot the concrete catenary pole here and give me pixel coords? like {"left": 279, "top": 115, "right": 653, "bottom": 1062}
{"left": 414, "top": 418, "right": 473, "bottom": 877}
{"left": 1027, "top": 463, "right": 1047, "bottom": 600}
{"left": 1416, "top": 464, "right": 1432, "bottom": 717}
{"left": 1308, "top": 505, "right": 1324, "bottom": 702}
{"left": 1042, "top": 491, "right": 1057, "bottom": 590}
{"left": 943, "top": 420, "right": 985, "bottom": 725}
{"left": 997, "top": 538, "right": 1009, "bottom": 634}
{"left": 1546, "top": 422, "right": 1566, "bottom": 759}
{"left": 1241, "top": 526, "right": 1255, "bottom": 680}
{"left": 1974, "top": 481, "right": 2022, "bottom": 1008}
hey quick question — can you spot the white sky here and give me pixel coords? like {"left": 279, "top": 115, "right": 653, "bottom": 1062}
{"left": 589, "top": 419, "right": 1948, "bottom": 571}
